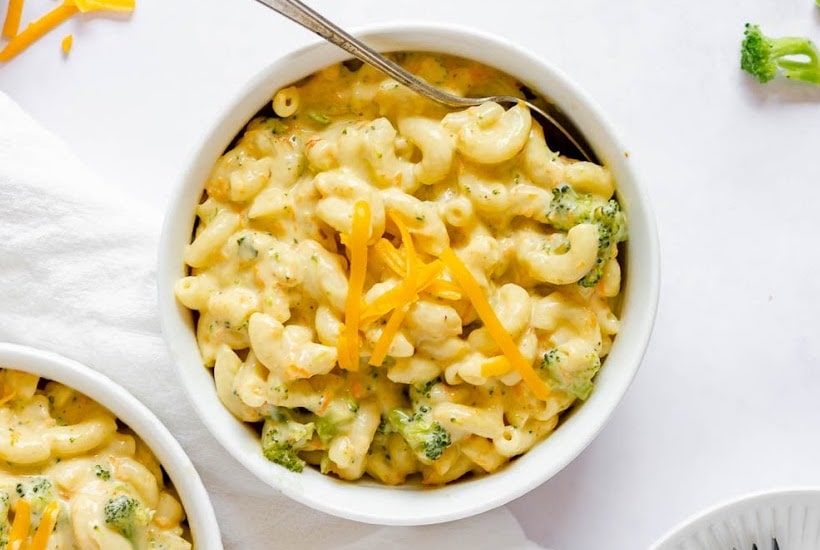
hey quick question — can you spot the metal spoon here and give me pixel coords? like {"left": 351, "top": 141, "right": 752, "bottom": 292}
{"left": 251, "top": 0, "right": 597, "bottom": 162}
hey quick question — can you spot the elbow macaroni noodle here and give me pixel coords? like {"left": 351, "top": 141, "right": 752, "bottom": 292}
{"left": 0, "top": 369, "right": 191, "bottom": 549}
{"left": 176, "top": 52, "right": 627, "bottom": 485}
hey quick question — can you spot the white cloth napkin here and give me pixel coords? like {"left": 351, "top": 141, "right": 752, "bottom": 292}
{"left": 0, "top": 91, "right": 547, "bottom": 550}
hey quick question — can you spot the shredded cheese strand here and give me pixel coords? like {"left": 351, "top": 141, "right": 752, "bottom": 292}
{"left": 9, "top": 498, "right": 31, "bottom": 547}
{"left": 368, "top": 280, "right": 415, "bottom": 366}
{"left": 391, "top": 214, "right": 416, "bottom": 275}
{"left": 360, "top": 261, "right": 444, "bottom": 326}
{"left": 0, "top": 1, "right": 78, "bottom": 62}
{"left": 440, "top": 248, "right": 550, "bottom": 400}
{"left": 61, "top": 34, "right": 72, "bottom": 54}
{"left": 337, "top": 200, "right": 371, "bottom": 371}
{"left": 424, "top": 279, "right": 462, "bottom": 301}
{"left": 374, "top": 238, "right": 405, "bottom": 276}
{"left": 29, "top": 500, "right": 60, "bottom": 550}
{"left": 0, "top": 0, "right": 135, "bottom": 62}
{"left": 368, "top": 213, "right": 420, "bottom": 366}
{"left": 1, "top": 0, "right": 24, "bottom": 38}
{"left": 72, "top": 0, "right": 135, "bottom": 12}
{"left": 480, "top": 355, "right": 512, "bottom": 377}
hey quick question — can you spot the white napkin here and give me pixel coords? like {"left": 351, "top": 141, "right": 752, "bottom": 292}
{"left": 0, "top": 91, "right": 547, "bottom": 550}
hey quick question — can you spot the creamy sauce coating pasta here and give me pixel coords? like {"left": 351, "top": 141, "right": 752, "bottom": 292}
{"left": 176, "top": 53, "right": 627, "bottom": 485}
{"left": 0, "top": 369, "right": 191, "bottom": 549}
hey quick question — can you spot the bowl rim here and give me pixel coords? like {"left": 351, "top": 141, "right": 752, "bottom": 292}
{"left": 647, "top": 486, "right": 820, "bottom": 549}
{"left": 0, "top": 342, "right": 223, "bottom": 548}
{"left": 158, "top": 21, "right": 661, "bottom": 526}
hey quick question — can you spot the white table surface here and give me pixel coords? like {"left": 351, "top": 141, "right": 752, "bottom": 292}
{"left": 4, "top": 1, "right": 820, "bottom": 548}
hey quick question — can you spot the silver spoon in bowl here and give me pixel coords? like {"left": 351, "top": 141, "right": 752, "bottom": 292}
{"left": 251, "top": 0, "right": 598, "bottom": 163}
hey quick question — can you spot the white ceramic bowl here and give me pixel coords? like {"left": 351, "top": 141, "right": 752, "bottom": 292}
{"left": 158, "top": 23, "right": 660, "bottom": 525}
{"left": 0, "top": 343, "right": 223, "bottom": 548}
{"left": 649, "top": 488, "right": 820, "bottom": 550}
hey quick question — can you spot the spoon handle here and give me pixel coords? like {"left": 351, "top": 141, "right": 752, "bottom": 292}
{"left": 252, "top": 0, "right": 477, "bottom": 109}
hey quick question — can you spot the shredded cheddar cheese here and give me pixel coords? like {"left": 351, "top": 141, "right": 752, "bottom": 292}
{"left": 29, "top": 500, "right": 60, "bottom": 550}
{"left": 360, "top": 261, "right": 444, "bottom": 327}
{"left": 368, "top": 279, "right": 415, "bottom": 366}
{"left": 440, "top": 248, "right": 550, "bottom": 400}
{"left": 374, "top": 238, "right": 406, "bottom": 277}
{"left": 480, "top": 355, "right": 512, "bottom": 378}
{"left": 1, "top": 0, "right": 24, "bottom": 38}
{"left": 9, "top": 498, "right": 32, "bottom": 547}
{"left": 61, "top": 33, "right": 72, "bottom": 54}
{"left": 0, "top": 1, "right": 77, "bottom": 62}
{"left": 337, "top": 200, "right": 371, "bottom": 371}
{"left": 0, "top": 0, "right": 134, "bottom": 62}
{"left": 73, "top": 0, "right": 135, "bottom": 12}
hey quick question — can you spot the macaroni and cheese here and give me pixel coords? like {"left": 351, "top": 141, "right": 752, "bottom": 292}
{"left": 176, "top": 53, "right": 627, "bottom": 485}
{"left": 0, "top": 368, "right": 191, "bottom": 549}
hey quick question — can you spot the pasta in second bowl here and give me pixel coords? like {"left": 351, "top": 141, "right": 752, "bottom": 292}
{"left": 0, "top": 343, "right": 222, "bottom": 548}
{"left": 159, "top": 24, "right": 660, "bottom": 525}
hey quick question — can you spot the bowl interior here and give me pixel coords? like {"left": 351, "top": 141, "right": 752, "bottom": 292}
{"left": 158, "top": 23, "right": 660, "bottom": 525}
{"left": 0, "top": 343, "right": 222, "bottom": 548}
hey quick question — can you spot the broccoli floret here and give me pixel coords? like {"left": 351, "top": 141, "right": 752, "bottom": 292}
{"left": 389, "top": 405, "right": 451, "bottom": 463}
{"left": 104, "top": 494, "right": 152, "bottom": 543}
{"left": 741, "top": 23, "right": 820, "bottom": 84}
{"left": 261, "top": 413, "right": 315, "bottom": 473}
{"left": 547, "top": 184, "right": 627, "bottom": 287}
{"left": 412, "top": 377, "right": 442, "bottom": 401}
{"left": 15, "top": 477, "right": 55, "bottom": 512}
{"left": 541, "top": 347, "right": 601, "bottom": 400}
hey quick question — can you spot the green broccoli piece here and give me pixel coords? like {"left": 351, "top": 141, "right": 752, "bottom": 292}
{"left": 104, "top": 494, "right": 152, "bottom": 544}
{"left": 388, "top": 405, "right": 451, "bottom": 463}
{"left": 541, "top": 347, "right": 601, "bottom": 400}
{"left": 741, "top": 23, "right": 820, "bottom": 84}
{"left": 261, "top": 413, "right": 316, "bottom": 473}
{"left": 547, "top": 184, "right": 627, "bottom": 287}
{"left": 15, "top": 477, "right": 55, "bottom": 512}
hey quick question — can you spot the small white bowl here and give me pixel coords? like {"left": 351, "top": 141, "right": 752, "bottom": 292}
{"left": 649, "top": 488, "right": 820, "bottom": 550}
{"left": 0, "top": 343, "right": 223, "bottom": 548}
{"left": 158, "top": 23, "right": 660, "bottom": 525}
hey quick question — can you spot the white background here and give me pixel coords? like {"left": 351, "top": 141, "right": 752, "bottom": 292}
{"left": 3, "top": 1, "right": 820, "bottom": 548}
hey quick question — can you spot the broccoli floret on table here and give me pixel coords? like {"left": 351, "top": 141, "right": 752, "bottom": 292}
{"left": 741, "top": 23, "right": 820, "bottom": 85}
{"left": 388, "top": 405, "right": 451, "bottom": 463}
{"left": 547, "top": 184, "right": 627, "bottom": 287}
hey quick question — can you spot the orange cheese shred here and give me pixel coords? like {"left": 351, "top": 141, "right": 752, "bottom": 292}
{"left": 390, "top": 214, "right": 416, "bottom": 275}
{"left": 480, "top": 355, "right": 512, "bottom": 378}
{"left": 440, "top": 248, "right": 550, "bottom": 400}
{"left": 29, "top": 500, "right": 61, "bottom": 550}
{"left": 9, "top": 498, "right": 32, "bottom": 547}
{"left": 0, "top": 1, "right": 78, "bottom": 62}
{"left": 61, "top": 33, "right": 72, "bottom": 54}
{"left": 337, "top": 200, "right": 371, "bottom": 371}
{"left": 374, "top": 238, "right": 405, "bottom": 277}
{"left": 0, "top": 0, "right": 135, "bottom": 62}
{"left": 424, "top": 278, "right": 462, "bottom": 301}
{"left": 2, "top": 0, "right": 24, "bottom": 38}
{"left": 72, "top": 0, "right": 135, "bottom": 12}
{"left": 360, "top": 261, "right": 444, "bottom": 327}
{"left": 368, "top": 279, "right": 415, "bottom": 367}
{"left": 368, "top": 213, "right": 419, "bottom": 366}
